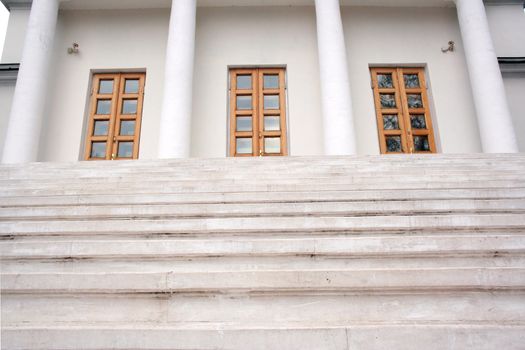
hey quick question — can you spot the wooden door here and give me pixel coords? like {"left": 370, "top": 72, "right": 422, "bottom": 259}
{"left": 371, "top": 67, "right": 436, "bottom": 154}
{"left": 84, "top": 72, "right": 145, "bottom": 160}
{"left": 229, "top": 68, "right": 288, "bottom": 157}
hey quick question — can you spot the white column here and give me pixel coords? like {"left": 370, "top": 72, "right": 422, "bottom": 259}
{"left": 455, "top": 0, "right": 518, "bottom": 153}
{"left": 2, "top": 0, "right": 59, "bottom": 164}
{"left": 314, "top": 0, "right": 356, "bottom": 155}
{"left": 158, "top": 0, "right": 197, "bottom": 159}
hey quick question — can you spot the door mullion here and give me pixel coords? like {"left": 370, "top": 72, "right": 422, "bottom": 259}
{"left": 253, "top": 69, "right": 264, "bottom": 157}
{"left": 397, "top": 68, "right": 413, "bottom": 153}
{"left": 107, "top": 74, "right": 120, "bottom": 160}
{"left": 110, "top": 74, "right": 123, "bottom": 160}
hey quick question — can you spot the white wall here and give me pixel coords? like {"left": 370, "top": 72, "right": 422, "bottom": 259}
{"left": 34, "top": 5, "right": 485, "bottom": 161}
{"left": 40, "top": 6, "right": 323, "bottom": 161}
{"left": 486, "top": 4, "right": 525, "bottom": 58}
{"left": 193, "top": 6, "right": 323, "bottom": 157}
{"left": 1, "top": 7, "right": 30, "bottom": 63}
{"left": 0, "top": 6, "right": 28, "bottom": 158}
{"left": 0, "top": 83, "right": 14, "bottom": 156}
{"left": 486, "top": 4, "right": 525, "bottom": 152}
{"left": 40, "top": 9, "right": 169, "bottom": 162}
{"left": 0, "top": 4, "right": 9, "bottom": 59}
{"left": 342, "top": 6, "right": 481, "bottom": 154}
{"left": 502, "top": 72, "right": 525, "bottom": 152}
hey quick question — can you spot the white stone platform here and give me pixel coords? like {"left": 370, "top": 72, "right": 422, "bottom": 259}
{"left": 1, "top": 154, "right": 525, "bottom": 349}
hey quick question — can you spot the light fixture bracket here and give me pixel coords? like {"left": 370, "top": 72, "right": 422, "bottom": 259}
{"left": 67, "top": 43, "right": 79, "bottom": 55}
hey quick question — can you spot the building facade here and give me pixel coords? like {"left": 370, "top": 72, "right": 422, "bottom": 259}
{"left": 0, "top": 0, "right": 524, "bottom": 164}
{"left": 1, "top": 2, "right": 525, "bottom": 348}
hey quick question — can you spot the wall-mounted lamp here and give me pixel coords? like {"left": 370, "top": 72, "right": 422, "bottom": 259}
{"left": 441, "top": 41, "right": 455, "bottom": 53}
{"left": 523, "top": 0, "right": 525, "bottom": 13}
{"left": 67, "top": 43, "right": 79, "bottom": 54}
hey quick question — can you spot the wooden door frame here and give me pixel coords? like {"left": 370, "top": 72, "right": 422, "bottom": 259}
{"left": 227, "top": 66, "right": 289, "bottom": 157}
{"left": 370, "top": 66, "right": 438, "bottom": 154}
{"left": 83, "top": 71, "right": 146, "bottom": 161}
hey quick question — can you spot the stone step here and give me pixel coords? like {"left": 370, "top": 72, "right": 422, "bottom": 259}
{"left": 2, "top": 267, "right": 524, "bottom": 294}
{"left": 2, "top": 154, "right": 524, "bottom": 350}
{"left": 3, "top": 255, "right": 525, "bottom": 274}
{"left": 0, "top": 153, "right": 522, "bottom": 168}
{"left": 2, "top": 325, "right": 524, "bottom": 350}
{"left": 2, "top": 162, "right": 523, "bottom": 177}
{"left": 2, "top": 172, "right": 524, "bottom": 191}
{"left": 4, "top": 170, "right": 525, "bottom": 187}
{"left": 3, "top": 165, "right": 524, "bottom": 179}
{"left": 5, "top": 167, "right": 524, "bottom": 182}
{"left": 2, "top": 235, "right": 524, "bottom": 260}
{"left": 1, "top": 152, "right": 521, "bottom": 166}
{"left": 1, "top": 214, "right": 524, "bottom": 238}
{"left": 1, "top": 199, "right": 523, "bottom": 221}
{"left": 2, "top": 188, "right": 524, "bottom": 207}
{"left": 2, "top": 179, "right": 525, "bottom": 196}
{"left": 3, "top": 293, "right": 524, "bottom": 329}
{"left": 2, "top": 155, "right": 524, "bottom": 179}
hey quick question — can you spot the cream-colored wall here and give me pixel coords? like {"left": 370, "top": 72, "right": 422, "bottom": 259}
{"left": 502, "top": 72, "right": 525, "bottom": 152}
{"left": 0, "top": 83, "right": 15, "bottom": 156}
{"left": 32, "top": 6, "right": 485, "bottom": 161}
{"left": 0, "top": 7, "right": 28, "bottom": 158}
{"left": 486, "top": 4, "right": 525, "bottom": 152}
{"left": 342, "top": 6, "right": 481, "bottom": 154}
{"left": 40, "top": 9, "right": 169, "bottom": 162}
{"left": 193, "top": 6, "right": 322, "bottom": 157}
{"left": 486, "top": 4, "right": 525, "bottom": 58}
{"left": 1, "top": 7, "right": 30, "bottom": 63}
{"left": 41, "top": 6, "right": 324, "bottom": 161}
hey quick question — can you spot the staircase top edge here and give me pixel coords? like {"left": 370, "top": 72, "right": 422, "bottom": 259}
{"left": 1, "top": 154, "right": 525, "bottom": 169}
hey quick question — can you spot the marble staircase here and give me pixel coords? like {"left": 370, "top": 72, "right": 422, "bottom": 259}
{"left": 1, "top": 154, "right": 525, "bottom": 349}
